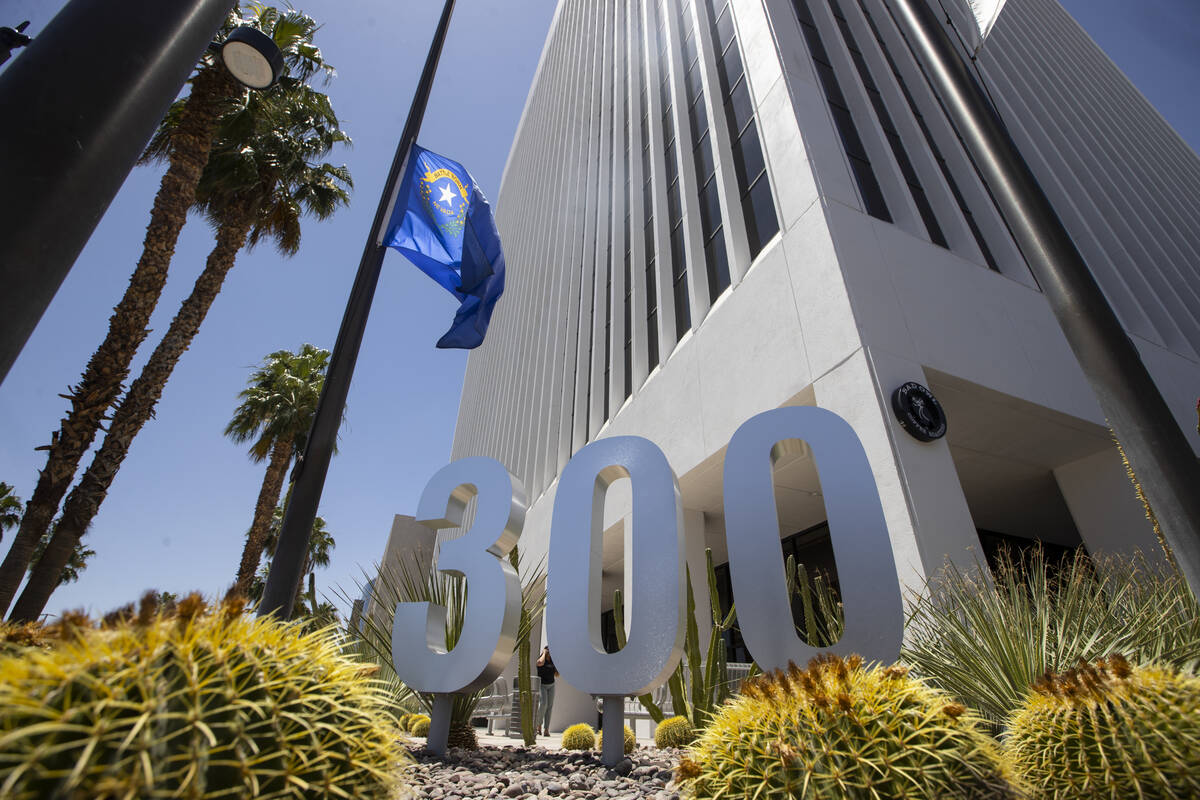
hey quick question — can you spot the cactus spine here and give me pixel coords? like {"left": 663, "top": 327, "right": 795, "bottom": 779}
{"left": 1006, "top": 655, "right": 1200, "bottom": 799}
{"left": 654, "top": 715, "right": 695, "bottom": 749}
{"left": 676, "top": 655, "right": 1019, "bottom": 800}
{"left": 561, "top": 723, "right": 597, "bottom": 750}
{"left": 0, "top": 595, "right": 404, "bottom": 799}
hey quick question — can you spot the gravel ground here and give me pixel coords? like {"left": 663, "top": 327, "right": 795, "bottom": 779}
{"left": 403, "top": 743, "right": 685, "bottom": 800}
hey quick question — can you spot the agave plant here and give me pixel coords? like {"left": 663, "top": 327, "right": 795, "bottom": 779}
{"left": 345, "top": 545, "right": 546, "bottom": 748}
{"left": 903, "top": 546, "right": 1200, "bottom": 728}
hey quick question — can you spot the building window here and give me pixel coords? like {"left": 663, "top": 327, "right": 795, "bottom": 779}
{"left": 623, "top": 3, "right": 635, "bottom": 401}
{"left": 678, "top": 0, "right": 731, "bottom": 303}
{"left": 653, "top": 0, "right": 691, "bottom": 340}
{"left": 705, "top": 0, "right": 780, "bottom": 255}
{"left": 642, "top": 5, "right": 660, "bottom": 370}
{"left": 855, "top": 0, "right": 1001, "bottom": 271}
{"left": 828, "top": 0, "right": 946, "bottom": 247}
{"left": 793, "top": 0, "right": 892, "bottom": 222}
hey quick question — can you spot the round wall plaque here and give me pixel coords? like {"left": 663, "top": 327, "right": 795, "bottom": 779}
{"left": 891, "top": 382, "right": 947, "bottom": 442}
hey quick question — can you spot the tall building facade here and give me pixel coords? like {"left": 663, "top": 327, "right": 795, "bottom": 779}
{"left": 448, "top": 0, "right": 1200, "bottom": 728}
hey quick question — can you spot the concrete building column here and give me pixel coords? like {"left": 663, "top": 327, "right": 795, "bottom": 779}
{"left": 1054, "top": 446, "right": 1170, "bottom": 566}
{"left": 813, "top": 347, "right": 983, "bottom": 594}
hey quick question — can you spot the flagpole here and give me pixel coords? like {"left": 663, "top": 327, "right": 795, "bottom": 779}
{"left": 882, "top": 0, "right": 1200, "bottom": 595}
{"left": 258, "top": 0, "right": 457, "bottom": 619}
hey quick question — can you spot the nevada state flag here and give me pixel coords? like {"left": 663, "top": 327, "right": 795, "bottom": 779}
{"left": 384, "top": 144, "right": 506, "bottom": 349}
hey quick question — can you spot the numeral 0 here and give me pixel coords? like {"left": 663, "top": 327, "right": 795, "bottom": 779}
{"left": 545, "top": 436, "right": 687, "bottom": 696}
{"left": 723, "top": 407, "right": 902, "bottom": 670}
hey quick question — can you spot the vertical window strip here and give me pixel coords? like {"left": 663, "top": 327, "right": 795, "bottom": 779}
{"left": 704, "top": 0, "right": 779, "bottom": 255}
{"left": 622, "top": 2, "right": 635, "bottom": 401}
{"left": 828, "top": 0, "right": 946, "bottom": 246}
{"left": 855, "top": 0, "right": 1000, "bottom": 270}
{"left": 678, "top": 0, "right": 730, "bottom": 303}
{"left": 604, "top": 3, "right": 618, "bottom": 423}
{"left": 656, "top": 0, "right": 691, "bottom": 339}
{"left": 793, "top": 0, "right": 891, "bottom": 222}
{"left": 642, "top": 1, "right": 660, "bottom": 370}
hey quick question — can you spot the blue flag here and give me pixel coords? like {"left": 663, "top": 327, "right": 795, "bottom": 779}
{"left": 384, "top": 144, "right": 505, "bottom": 349}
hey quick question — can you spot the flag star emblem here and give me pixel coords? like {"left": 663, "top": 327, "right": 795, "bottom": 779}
{"left": 437, "top": 183, "right": 456, "bottom": 206}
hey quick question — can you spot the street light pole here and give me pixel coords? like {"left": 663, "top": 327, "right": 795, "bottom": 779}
{"left": 0, "top": 0, "right": 237, "bottom": 385}
{"left": 882, "top": 0, "right": 1200, "bottom": 595}
{"left": 258, "top": 0, "right": 458, "bottom": 619}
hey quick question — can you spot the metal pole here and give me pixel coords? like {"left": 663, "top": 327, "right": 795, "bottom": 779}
{"left": 884, "top": 0, "right": 1200, "bottom": 595}
{"left": 0, "top": 0, "right": 237, "bottom": 385}
{"left": 258, "top": 0, "right": 457, "bottom": 619}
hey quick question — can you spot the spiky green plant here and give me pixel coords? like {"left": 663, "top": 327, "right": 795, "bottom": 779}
{"left": 654, "top": 715, "right": 695, "bottom": 749}
{"left": 0, "top": 593, "right": 405, "bottom": 799}
{"left": 1006, "top": 655, "right": 1200, "bottom": 799}
{"left": 510, "top": 545, "right": 540, "bottom": 745}
{"left": 904, "top": 547, "right": 1200, "bottom": 728}
{"left": 613, "top": 549, "right": 742, "bottom": 728}
{"left": 411, "top": 715, "right": 431, "bottom": 737}
{"left": 675, "top": 654, "right": 1020, "bottom": 800}
{"left": 345, "top": 546, "right": 546, "bottom": 750}
{"left": 784, "top": 554, "right": 844, "bottom": 648}
{"left": 562, "top": 723, "right": 597, "bottom": 750}
{"left": 598, "top": 724, "right": 636, "bottom": 755}
{"left": 616, "top": 549, "right": 840, "bottom": 730}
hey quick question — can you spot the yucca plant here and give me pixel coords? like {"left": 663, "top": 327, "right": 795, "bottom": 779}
{"left": 903, "top": 546, "right": 1200, "bottom": 728}
{"left": 346, "top": 546, "right": 546, "bottom": 749}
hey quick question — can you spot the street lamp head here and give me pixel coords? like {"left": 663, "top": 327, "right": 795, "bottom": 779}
{"left": 220, "top": 26, "right": 284, "bottom": 89}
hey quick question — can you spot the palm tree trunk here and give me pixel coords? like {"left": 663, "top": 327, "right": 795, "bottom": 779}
{"left": 229, "top": 439, "right": 295, "bottom": 600}
{"left": 0, "top": 63, "right": 241, "bottom": 615}
{"left": 9, "top": 210, "right": 254, "bottom": 622}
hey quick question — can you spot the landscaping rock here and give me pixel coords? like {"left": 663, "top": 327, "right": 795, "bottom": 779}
{"left": 403, "top": 743, "right": 681, "bottom": 800}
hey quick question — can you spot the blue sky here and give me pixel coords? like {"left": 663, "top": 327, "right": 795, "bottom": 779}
{"left": 1, "top": 0, "right": 1198, "bottom": 620}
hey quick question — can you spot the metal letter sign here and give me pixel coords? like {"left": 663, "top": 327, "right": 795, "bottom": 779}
{"left": 392, "top": 457, "right": 525, "bottom": 752}
{"left": 391, "top": 407, "right": 904, "bottom": 761}
{"left": 546, "top": 436, "right": 686, "bottom": 693}
{"left": 723, "top": 407, "right": 903, "bottom": 667}
{"left": 546, "top": 437, "right": 686, "bottom": 764}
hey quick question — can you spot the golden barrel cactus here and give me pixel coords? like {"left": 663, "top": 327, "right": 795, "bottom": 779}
{"left": 0, "top": 595, "right": 405, "bottom": 799}
{"left": 1006, "top": 655, "right": 1200, "bottom": 799}
{"left": 676, "top": 654, "right": 1018, "bottom": 799}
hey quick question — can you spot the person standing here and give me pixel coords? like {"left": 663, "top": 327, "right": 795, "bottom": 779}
{"left": 536, "top": 645, "right": 557, "bottom": 736}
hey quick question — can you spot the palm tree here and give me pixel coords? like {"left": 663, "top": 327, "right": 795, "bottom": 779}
{"left": 249, "top": 506, "right": 336, "bottom": 616}
{"left": 9, "top": 86, "right": 351, "bottom": 622}
{"left": 0, "top": 484, "right": 21, "bottom": 545}
{"left": 29, "top": 524, "right": 95, "bottom": 589}
{"left": 224, "top": 344, "right": 331, "bottom": 599}
{"left": 0, "top": 4, "right": 335, "bottom": 615}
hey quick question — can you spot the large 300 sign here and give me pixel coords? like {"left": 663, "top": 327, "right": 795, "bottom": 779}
{"left": 392, "top": 407, "right": 903, "bottom": 751}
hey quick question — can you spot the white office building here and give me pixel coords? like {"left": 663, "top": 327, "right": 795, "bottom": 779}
{"left": 445, "top": 0, "right": 1200, "bottom": 730}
